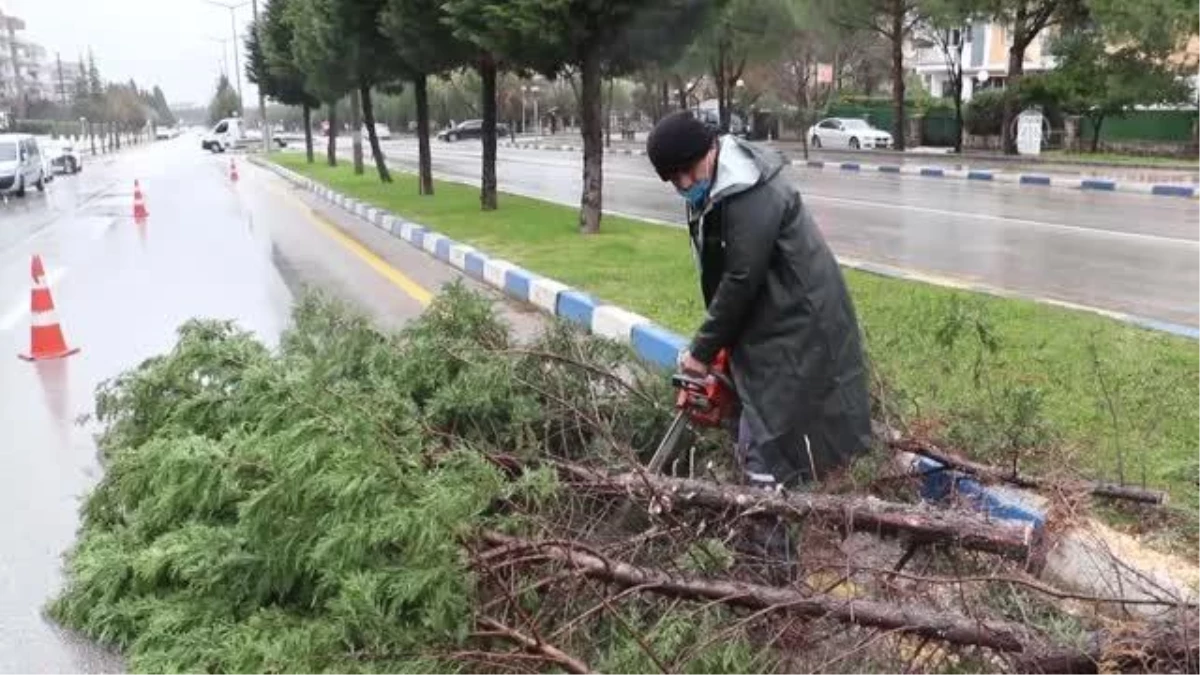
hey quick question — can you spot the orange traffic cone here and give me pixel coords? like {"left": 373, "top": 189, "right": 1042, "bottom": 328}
{"left": 132, "top": 180, "right": 149, "bottom": 219}
{"left": 18, "top": 255, "right": 79, "bottom": 361}
{"left": 230, "top": 158, "right": 239, "bottom": 182}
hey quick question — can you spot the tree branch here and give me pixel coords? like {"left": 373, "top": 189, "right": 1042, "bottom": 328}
{"left": 477, "top": 617, "right": 592, "bottom": 674}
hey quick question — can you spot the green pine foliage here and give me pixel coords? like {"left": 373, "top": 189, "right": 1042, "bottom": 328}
{"left": 50, "top": 284, "right": 706, "bottom": 672}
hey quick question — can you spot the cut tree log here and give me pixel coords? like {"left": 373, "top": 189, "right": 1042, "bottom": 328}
{"left": 480, "top": 531, "right": 1031, "bottom": 652}
{"left": 1013, "top": 609, "right": 1198, "bottom": 673}
{"left": 557, "top": 463, "right": 1038, "bottom": 562}
{"left": 890, "top": 439, "right": 1167, "bottom": 505}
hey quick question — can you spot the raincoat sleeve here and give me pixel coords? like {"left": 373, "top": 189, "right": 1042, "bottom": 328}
{"left": 689, "top": 193, "right": 783, "bottom": 364}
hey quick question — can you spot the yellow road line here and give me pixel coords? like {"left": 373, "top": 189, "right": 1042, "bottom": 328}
{"left": 267, "top": 183, "right": 432, "bottom": 307}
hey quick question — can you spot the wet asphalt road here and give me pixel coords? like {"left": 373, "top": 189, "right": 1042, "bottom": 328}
{"left": 0, "top": 135, "right": 537, "bottom": 673}
{"left": 365, "top": 137, "right": 1199, "bottom": 328}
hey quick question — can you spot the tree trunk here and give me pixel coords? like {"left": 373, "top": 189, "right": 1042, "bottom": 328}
{"left": 479, "top": 56, "right": 498, "bottom": 211}
{"left": 1002, "top": 10, "right": 1027, "bottom": 155}
{"left": 1090, "top": 116, "right": 1103, "bottom": 152}
{"left": 889, "top": 0, "right": 906, "bottom": 151}
{"left": 414, "top": 73, "right": 434, "bottom": 196}
{"left": 559, "top": 464, "right": 1038, "bottom": 560}
{"left": 715, "top": 40, "right": 729, "bottom": 133}
{"left": 952, "top": 77, "right": 964, "bottom": 154}
{"left": 326, "top": 104, "right": 337, "bottom": 167}
{"left": 114, "top": 123, "right": 120, "bottom": 150}
{"left": 658, "top": 79, "right": 669, "bottom": 122}
{"left": 302, "top": 105, "right": 314, "bottom": 164}
{"left": 89, "top": 122, "right": 96, "bottom": 156}
{"left": 674, "top": 75, "right": 688, "bottom": 110}
{"left": 604, "top": 75, "right": 613, "bottom": 149}
{"left": 350, "top": 88, "right": 364, "bottom": 175}
{"left": 578, "top": 50, "right": 604, "bottom": 234}
{"left": 360, "top": 86, "right": 391, "bottom": 183}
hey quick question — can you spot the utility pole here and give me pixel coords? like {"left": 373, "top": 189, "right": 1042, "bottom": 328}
{"left": 201, "top": 0, "right": 248, "bottom": 118}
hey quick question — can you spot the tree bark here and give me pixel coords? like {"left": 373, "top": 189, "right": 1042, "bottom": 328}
{"left": 479, "top": 56, "right": 498, "bottom": 211}
{"left": 360, "top": 85, "right": 391, "bottom": 183}
{"left": 326, "top": 104, "right": 337, "bottom": 167}
{"left": 953, "top": 78, "right": 964, "bottom": 154}
{"left": 559, "top": 464, "right": 1038, "bottom": 561}
{"left": 658, "top": 79, "right": 669, "bottom": 122}
{"left": 414, "top": 73, "right": 434, "bottom": 196}
{"left": 480, "top": 532, "right": 1031, "bottom": 652}
{"left": 350, "top": 89, "right": 364, "bottom": 175}
{"left": 889, "top": 0, "right": 906, "bottom": 151}
{"left": 302, "top": 105, "right": 314, "bottom": 164}
{"left": 578, "top": 49, "right": 604, "bottom": 234}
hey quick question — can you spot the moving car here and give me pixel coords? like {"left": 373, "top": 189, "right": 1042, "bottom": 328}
{"left": 201, "top": 117, "right": 246, "bottom": 152}
{"left": 47, "top": 141, "right": 82, "bottom": 174}
{"left": 436, "top": 119, "right": 510, "bottom": 142}
{"left": 806, "top": 118, "right": 893, "bottom": 150}
{"left": 0, "top": 134, "right": 46, "bottom": 197}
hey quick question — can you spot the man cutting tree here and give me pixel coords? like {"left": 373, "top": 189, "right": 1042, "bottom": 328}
{"left": 646, "top": 110, "right": 873, "bottom": 489}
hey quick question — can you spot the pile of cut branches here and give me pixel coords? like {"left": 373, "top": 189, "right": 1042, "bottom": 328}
{"left": 50, "top": 285, "right": 1197, "bottom": 673}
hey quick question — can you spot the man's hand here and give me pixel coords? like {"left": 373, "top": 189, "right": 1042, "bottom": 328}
{"left": 677, "top": 349, "right": 709, "bottom": 376}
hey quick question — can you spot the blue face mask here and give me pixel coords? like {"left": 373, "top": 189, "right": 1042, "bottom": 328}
{"left": 677, "top": 178, "right": 711, "bottom": 209}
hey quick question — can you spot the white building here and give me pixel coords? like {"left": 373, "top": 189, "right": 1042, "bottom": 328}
{"left": 906, "top": 21, "right": 1056, "bottom": 102}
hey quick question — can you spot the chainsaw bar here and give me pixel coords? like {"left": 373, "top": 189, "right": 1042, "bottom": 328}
{"left": 648, "top": 410, "right": 688, "bottom": 473}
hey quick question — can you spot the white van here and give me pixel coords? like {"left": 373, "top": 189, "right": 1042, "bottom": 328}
{"left": 0, "top": 134, "right": 46, "bottom": 197}
{"left": 201, "top": 117, "right": 245, "bottom": 153}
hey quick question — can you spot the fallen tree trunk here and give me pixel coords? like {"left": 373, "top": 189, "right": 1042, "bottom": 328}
{"left": 890, "top": 439, "right": 1167, "bottom": 505}
{"left": 1014, "top": 609, "right": 1198, "bottom": 673}
{"left": 557, "top": 463, "right": 1037, "bottom": 561}
{"left": 480, "top": 531, "right": 1030, "bottom": 652}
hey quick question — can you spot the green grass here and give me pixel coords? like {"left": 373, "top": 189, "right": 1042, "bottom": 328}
{"left": 1039, "top": 150, "right": 1199, "bottom": 169}
{"left": 272, "top": 153, "right": 1199, "bottom": 541}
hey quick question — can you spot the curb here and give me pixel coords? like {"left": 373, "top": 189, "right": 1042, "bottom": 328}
{"left": 507, "top": 142, "right": 1198, "bottom": 199}
{"left": 250, "top": 155, "right": 1059, "bottom": 532}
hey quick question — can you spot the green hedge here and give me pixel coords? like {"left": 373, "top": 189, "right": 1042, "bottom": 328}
{"left": 1081, "top": 109, "right": 1198, "bottom": 142}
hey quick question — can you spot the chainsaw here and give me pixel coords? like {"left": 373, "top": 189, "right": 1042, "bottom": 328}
{"left": 647, "top": 349, "right": 737, "bottom": 474}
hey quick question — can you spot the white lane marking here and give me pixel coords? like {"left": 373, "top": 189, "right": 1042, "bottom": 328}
{"left": 0, "top": 267, "right": 66, "bottom": 331}
{"left": 804, "top": 193, "right": 1199, "bottom": 246}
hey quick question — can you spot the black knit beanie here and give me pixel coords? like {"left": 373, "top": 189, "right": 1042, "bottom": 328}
{"left": 646, "top": 110, "right": 716, "bottom": 181}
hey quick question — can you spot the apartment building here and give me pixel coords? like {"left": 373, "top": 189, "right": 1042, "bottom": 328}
{"left": 907, "top": 21, "right": 1055, "bottom": 102}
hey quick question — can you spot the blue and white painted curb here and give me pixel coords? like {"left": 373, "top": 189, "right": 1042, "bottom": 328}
{"left": 803, "top": 158, "right": 1197, "bottom": 198}
{"left": 256, "top": 157, "right": 1063, "bottom": 534}
{"left": 506, "top": 141, "right": 1197, "bottom": 199}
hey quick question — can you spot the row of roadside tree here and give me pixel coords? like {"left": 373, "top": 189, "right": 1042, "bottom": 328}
{"left": 246, "top": 0, "right": 1197, "bottom": 234}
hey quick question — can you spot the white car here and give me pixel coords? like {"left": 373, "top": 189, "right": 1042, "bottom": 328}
{"left": 807, "top": 118, "right": 893, "bottom": 150}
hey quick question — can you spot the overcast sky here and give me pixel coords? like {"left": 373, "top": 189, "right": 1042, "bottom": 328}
{"left": 6, "top": 0, "right": 261, "bottom": 107}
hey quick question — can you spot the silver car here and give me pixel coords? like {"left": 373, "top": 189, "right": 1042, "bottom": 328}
{"left": 0, "top": 134, "right": 47, "bottom": 197}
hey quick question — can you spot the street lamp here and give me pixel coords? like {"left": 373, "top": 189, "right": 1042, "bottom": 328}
{"left": 522, "top": 84, "right": 541, "bottom": 137}
{"left": 201, "top": 0, "right": 248, "bottom": 113}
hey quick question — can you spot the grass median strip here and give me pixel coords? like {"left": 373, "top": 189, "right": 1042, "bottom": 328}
{"left": 271, "top": 152, "right": 1199, "bottom": 542}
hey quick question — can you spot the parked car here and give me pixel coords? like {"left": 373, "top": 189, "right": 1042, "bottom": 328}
{"left": 0, "top": 134, "right": 46, "bottom": 197}
{"left": 690, "top": 107, "right": 746, "bottom": 136}
{"left": 806, "top": 118, "right": 892, "bottom": 150}
{"left": 436, "top": 119, "right": 510, "bottom": 142}
{"left": 47, "top": 141, "right": 82, "bottom": 174}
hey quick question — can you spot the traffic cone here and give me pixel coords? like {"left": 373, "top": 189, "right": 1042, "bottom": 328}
{"left": 230, "top": 158, "right": 239, "bottom": 182}
{"left": 19, "top": 255, "right": 79, "bottom": 361}
{"left": 132, "top": 180, "right": 149, "bottom": 219}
